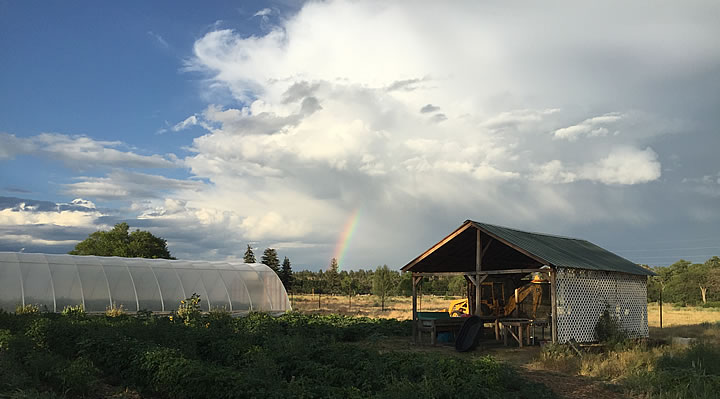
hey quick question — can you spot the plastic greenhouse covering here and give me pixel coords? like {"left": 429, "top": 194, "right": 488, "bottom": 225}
{"left": 0, "top": 252, "right": 291, "bottom": 314}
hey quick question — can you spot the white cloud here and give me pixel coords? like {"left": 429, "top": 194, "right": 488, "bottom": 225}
{"left": 172, "top": 115, "right": 199, "bottom": 131}
{"left": 580, "top": 147, "right": 661, "bottom": 185}
{"left": 0, "top": 132, "right": 177, "bottom": 169}
{"left": 172, "top": 0, "right": 717, "bottom": 265}
{"left": 532, "top": 160, "right": 577, "bottom": 184}
{"left": 64, "top": 171, "right": 204, "bottom": 200}
{"left": 253, "top": 8, "right": 272, "bottom": 17}
{"left": 554, "top": 112, "right": 624, "bottom": 141}
{"left": 0, "top": 202, "right": 101, "bottom": 227}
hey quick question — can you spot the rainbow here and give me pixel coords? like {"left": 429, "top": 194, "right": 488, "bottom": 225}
{"left": 331, "top": 209, "right": 360, "bottom": 270}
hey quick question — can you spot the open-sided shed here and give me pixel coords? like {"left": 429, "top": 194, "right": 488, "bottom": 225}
{"left": 402, "top": 220, "right": 655, "bottom": 343}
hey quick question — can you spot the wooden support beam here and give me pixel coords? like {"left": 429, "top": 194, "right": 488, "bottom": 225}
{"left": 482, "top": 238, "right": 493, "bottom": 256}
{"left": 550, "top": 268, "right": 558, "bottom": 343}
{"left": 480, "top": 268, "right": 546, "bottom": 275}
{"left": 475, "top": 229, "right": 482, "bottom": 316}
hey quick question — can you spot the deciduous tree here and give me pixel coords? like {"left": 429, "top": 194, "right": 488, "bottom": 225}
{"left": 372, "top": 265, "right": 396, "bottom": 311}
{"left": 69, "top": 223, "right": 173, "bottom": 259}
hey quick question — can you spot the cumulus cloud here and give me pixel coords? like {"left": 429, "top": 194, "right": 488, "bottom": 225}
{"left": 0, "top": 197, "right": 102, "bottom": 227}
{"left": 580, "top": 147, "right": 661, "bottom": 185}
{"left": 4, "top": 0, "right": 719, "bottom": 267}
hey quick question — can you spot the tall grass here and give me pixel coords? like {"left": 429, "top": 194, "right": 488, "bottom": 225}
{"left": 532, "top": 322, "right": 720, "bottom": 398}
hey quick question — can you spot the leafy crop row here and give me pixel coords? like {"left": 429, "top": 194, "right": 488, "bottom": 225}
{"left": 0, "top": 309, "right": 554, "bottom": 398}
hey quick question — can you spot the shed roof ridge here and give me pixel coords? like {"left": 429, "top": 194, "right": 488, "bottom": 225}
{"left": 466, "top": 220, "right": 584, "bottom": 241}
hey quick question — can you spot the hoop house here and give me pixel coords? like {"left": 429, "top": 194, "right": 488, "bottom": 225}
{"left": 0, "top": 252, "right": 291, "bottom": 314}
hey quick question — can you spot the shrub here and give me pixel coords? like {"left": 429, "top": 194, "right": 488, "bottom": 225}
{"left": 594, "top": 309, "right": 627, "bottom": 343}
{"left": 55, "top": 356, "right": 100, "bottom": 396}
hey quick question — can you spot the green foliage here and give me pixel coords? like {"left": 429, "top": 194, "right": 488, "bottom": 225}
{"left": 56, "top": 357, "right": 101, "bottom": 396}
{"left": 279, "top": 256, "right": 293, "bottom": 290}
{"left": 69, "top": 222, "right": 173, "bottom": 259}
{"left": 594, "top": 309, "right": 628, "bottom": 343}
{"left": 177, "top": 293, "right": 202, "bottom": 326}
{"left": 61, "top": 305, "right": 85, "bottom": 318}
{"left": 648, "top": 256, "right": 720, "bottom": 305}
{"left": 15, "top": 304, "right": 39, "bottom": 315}
{"left": 0, "top": 310, "right": 555, "bottom": 399}
{"left": 136, "top": 308, "right": 153, "bottom": 320}
{"left": 261, "top": 247, "right": 280, "bottom": 273}
{"left": 372, "top": 265, "right": 396, "bottom": 311}
{"left": 243, "top": 244, "right": 257, "bottom": 263}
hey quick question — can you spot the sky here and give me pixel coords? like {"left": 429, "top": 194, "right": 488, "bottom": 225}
{"left": 1, "top": 0, "right": 719, "bottom": 270}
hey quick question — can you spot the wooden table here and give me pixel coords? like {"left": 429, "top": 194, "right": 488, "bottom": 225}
{"left": 499, "top": 319, "right": 532, "bottom": 347}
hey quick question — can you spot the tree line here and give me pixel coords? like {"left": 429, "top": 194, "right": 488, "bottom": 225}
{"left": 647, "top": 256, "right": 720, "bottom": 305}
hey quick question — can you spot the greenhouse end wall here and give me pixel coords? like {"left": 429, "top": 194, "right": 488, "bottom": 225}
{"left": 0, "top": 252, "right": 291, "bottom": 314}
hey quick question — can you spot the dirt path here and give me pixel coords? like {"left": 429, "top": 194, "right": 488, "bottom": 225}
{"left": 517, "top": 368, "right": 628, "bottom": 399}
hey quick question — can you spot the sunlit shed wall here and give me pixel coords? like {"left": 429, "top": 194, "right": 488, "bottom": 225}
{"left": 0, "top": 252, "right": 291, "bottom": 313}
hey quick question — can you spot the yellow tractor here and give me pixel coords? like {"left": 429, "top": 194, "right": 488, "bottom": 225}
{"left": 446, "top": 274, "right": 545, "bottom": 318}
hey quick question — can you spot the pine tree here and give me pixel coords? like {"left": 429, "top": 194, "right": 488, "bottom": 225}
{"left": 261, "top": 248, "right": 281, "bottom": 274}
{"left": 327, "top": 257, "right": 340, "bottom": 294}
{"left": 244, "top": 245, "right": 256, "bottom": 263}
{"left": 280, "top": 256, "right": 293, "bottom": 290}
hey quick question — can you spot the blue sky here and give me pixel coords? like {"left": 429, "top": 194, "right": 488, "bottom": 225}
{"left": 1, "top": 0, "right": 719, "bottom": 270}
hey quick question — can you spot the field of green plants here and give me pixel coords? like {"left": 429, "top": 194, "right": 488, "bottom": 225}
{"left": 0, "top": 305, "right": 555, "bottom": 399}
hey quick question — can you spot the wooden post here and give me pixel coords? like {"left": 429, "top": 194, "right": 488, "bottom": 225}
{"left": 412, "top": 275, "right": 420, "bottom": 342}
{"left": 514, "top": 288, "right": 519, "bottom": 318}
{"left": 659, "top": 284, "right": 663, "bottom": 329}
{"left": 550, "top": 268, "right": 558, "bottom": 343}
{"left": 475, "top": 229, "right": 482, "bottom": 316}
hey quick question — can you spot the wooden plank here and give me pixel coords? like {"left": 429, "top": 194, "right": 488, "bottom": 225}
{"left": 550, "top": 268, "right": 558, "bottom": 343}
{"left": 401, "top": 222, "right": 472, "bottom": 271}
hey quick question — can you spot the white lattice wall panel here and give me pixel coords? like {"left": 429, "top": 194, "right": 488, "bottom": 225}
{"left": 555, "top": 268, "right": 648, "bottom": 343}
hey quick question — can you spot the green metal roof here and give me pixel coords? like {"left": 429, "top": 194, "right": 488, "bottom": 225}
{"left": 469, "top": 221, "right": 655, "bottom": 276}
